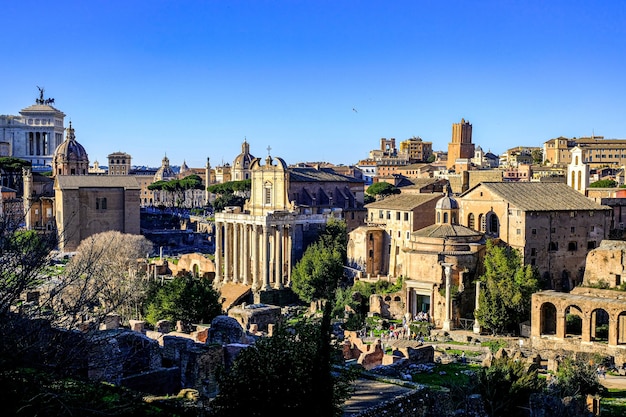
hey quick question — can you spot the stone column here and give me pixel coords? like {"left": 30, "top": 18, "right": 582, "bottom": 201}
{"left": 442, "top": 263, "right": 453, "bottom": 331}
{"left": 223, "top": 223, "right": 230, "bottom": 284}
{"left": 243, "top": 224, "right": 250, "bottom": 285}
{"left": 262, "top": 225, "right": 271, "bottom": 290}
{"left": 581, "top": 313, "right": 592, "bottom": 342}
{"left": 275, "top": 225, "right": 284, "bottom": 289}
{"left": 214, "top": 222, "right": 222, "bottom": 284}
{"left": 473, "top": 280, "right": 481, "bottom": 334}
{"left": 609, "top": 316, "right": 618, "bottom": 346}
{"left": 252, "top": 225, "right": 259, "bottom": 289}
{"left": 233, "top": 223, "right": 239, "bottom": 283}
{"left": 286, "top": 225, "right": 293, "bottom": 286}
{"left": 556, "top": 311, "right": 566, "bottom": 339}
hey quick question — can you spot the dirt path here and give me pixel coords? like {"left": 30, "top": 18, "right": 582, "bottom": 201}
{"left": 601, "top": 374, "right": 626, "bottom": 390}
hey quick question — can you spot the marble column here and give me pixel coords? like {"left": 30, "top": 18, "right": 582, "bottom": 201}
{"left": 275, "top": 225, "right": 284, "bottom": 289}
{"left": 243, "top": 224, "right": 250, "bottom": 285}
{"left": 286, "top": 225, "right": 293, "bottom": 287}
{"left": 252, "top": 225, "right": 259, "bottom": 289}
{"left": 223, "top": 223, "right": 230, "bottom": 284}
{"left": 262, "top": 225, "right": 271, "bottom": 290}
{"left": 473, "top": 280, "right": 481, "bottom": 334}
{"left": 233, "top": 223, "right": 239, "bottom": 283}
{"left": 442, "top": 263, "right": 453, "bottom": 331}
{"left": 214, "top": 222, "right": 222, "bottom": 284}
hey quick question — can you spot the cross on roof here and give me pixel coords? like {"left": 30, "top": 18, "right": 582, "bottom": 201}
{"left": 267, "top": 145, "right": 272, "bottom": 156}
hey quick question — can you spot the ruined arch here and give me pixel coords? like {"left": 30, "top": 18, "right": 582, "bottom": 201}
{"left": 540, "top": 302, "right": 557, "bottom": 335}
{"left": 619, "top": 311, "right": 626, "bottom": 345}
{"left": 591, "top": 308, "right": 610, "bottom": 342}
{"left": 565, "top": 305, "right": 583, "bottom": 337}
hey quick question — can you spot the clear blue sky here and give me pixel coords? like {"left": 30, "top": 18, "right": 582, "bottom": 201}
{"left": 2, "top": 1, "right": 625, "bottom": 168}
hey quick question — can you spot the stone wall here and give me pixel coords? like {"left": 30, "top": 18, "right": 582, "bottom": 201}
{"left": 583, "top": 240, "right": 626, "bottom": 287}
{"left": 348, "top": 385, "right": 482, "bottom": 417}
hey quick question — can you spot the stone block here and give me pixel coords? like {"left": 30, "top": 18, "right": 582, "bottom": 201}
{"left": 129, "top": 320, "right": 145, "bottom": 332}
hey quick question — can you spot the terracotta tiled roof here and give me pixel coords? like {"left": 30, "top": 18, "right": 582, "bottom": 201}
{"left": 412, "top": 223, "right": 482, "bottom": 239}
{"left": 365, "top": 193, "right": 441, "bottom": 210}
{"left": 468, "top": 182, "right": 611, "bottom": 211}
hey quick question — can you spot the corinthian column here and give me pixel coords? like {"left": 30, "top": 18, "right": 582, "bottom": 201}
{"left": 233, "top": 223, "right": 239, "bottom": 284}
{"left": 243, "top": 224, "right": 250, "bottom": 285}
{"left": 214, "top": 222, "right": 222, "bottom": 284}
{"left": 275, "top": 225, "right": 284, "bottom": 289}
{"left": 473, "top": 280, "right": 481, "bottom": 334}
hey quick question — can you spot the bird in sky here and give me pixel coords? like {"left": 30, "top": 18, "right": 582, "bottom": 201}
{"left": 352, "top": 107, "right": 358, "bottom": 113}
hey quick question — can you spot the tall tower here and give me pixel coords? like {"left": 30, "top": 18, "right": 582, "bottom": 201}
{"left": 447, "top": 118, "right": 475, "bottom": 170}
{"left": 205, "top": 157, "right": 211, "bottom": 206}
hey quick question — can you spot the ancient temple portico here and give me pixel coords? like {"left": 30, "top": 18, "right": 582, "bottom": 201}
{"left": 214, "top": 211, "right": 297, "bottom": 290}
{"left": 213, "top": 154, "right": 331, "bottom": 297}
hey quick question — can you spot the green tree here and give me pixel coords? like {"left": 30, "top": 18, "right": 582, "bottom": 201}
{"left": 476, "top": 357, "right": 545, "bottom": 417}
{"left": 531, "top": 148, "right": 543, "bottom": 165}
{"left": 210, "top": 321, "right": 355, "bottom": 417}
{"left": 589, "top": 179, "right": 617, "bottom": 188}
{"left": 550, "top": 357, "right": 603, "bottom": 398}
{"left": 148, "top": 174, "right": 205, "bottom": 207}
{"left": 475, "top": 240, "right": 540, "bottom": 335}
{"left": 144, "top": 275, "right": 222, "bottom": 325}
{"left": 207, "top": 179, "right": 251, "bottom": 212}
{"left": 365, "top": 182, "right": 400, "bottom": 200}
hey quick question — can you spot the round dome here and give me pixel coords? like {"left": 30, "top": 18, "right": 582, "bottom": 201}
{"left": 436, "top": 195, "right": 458, "bottom": 210}
{"left": 154, "top": 155, "right": 176, "bottom": 181}
{"left": 234, "top": 140, "right": 255, "bottom": 169}
{"left": 54, "top": 136, "right": 88, "bottom": 162}
{"left": 51, "top": 122, "right": 89, "bottom": 176}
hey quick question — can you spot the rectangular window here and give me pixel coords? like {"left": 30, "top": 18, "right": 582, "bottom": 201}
{"left": 571, "top": 227, "right": 575, "bottom": 233}
{"left": 386, "top": 211, "right": 391, "bottom": 220}
{"left": 516, "top": 229, "right": 521, "bottom": 235}
{"left": 404, "top": 212, "right": 409, "bottom": 221}
{"left": 531, "top": 248, "right": 537, "bottom": 256}
{"left": 588, "top": 241, "right": 596, "bottom": 249}
{"left": 379, "top": 210, "right": 383, "bottom": 219}
{"left": 550, "top": 227, "right": 556, "bottom": 233}
{"left": 396, "top": 212, "right": 401, "bottom": 221}
{"left": 531, "top": 228, "right": 537, "bottom": 235}
{"left": 96, "top": 197, "right": 107, "bottom": 210}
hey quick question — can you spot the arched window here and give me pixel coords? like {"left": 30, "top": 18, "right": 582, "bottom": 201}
{"left": 468, "top": 213, "right": 475, "bottom": 230}
{"left": 577, "top": 171, "right": 582, "bottom": 191}
{"left": 488, "top": 213, "right": 499, "bottom": 236}
{"left": 443, "top": 212, "right": 448, "bottom": 223}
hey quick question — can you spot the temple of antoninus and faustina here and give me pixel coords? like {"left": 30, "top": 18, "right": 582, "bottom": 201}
{"left": 213, "top": 154, "right": 332, "bottom": 293}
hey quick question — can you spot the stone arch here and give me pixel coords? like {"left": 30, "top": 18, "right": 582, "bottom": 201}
{"left": 565, "top": 305, "right": 583, "bottom": 337}
{"left": 540, "top": 302, "right": 557, "bottom": 335}
{"left": 591, "top": 308, "right": 610, "bottom": 341}
{"left": 618, "top": 311, "right": 626, "bottom": 345}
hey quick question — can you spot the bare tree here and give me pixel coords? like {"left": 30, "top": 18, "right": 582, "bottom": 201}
{"left": 48, "top": 231, "right": 153, "bottom": 328}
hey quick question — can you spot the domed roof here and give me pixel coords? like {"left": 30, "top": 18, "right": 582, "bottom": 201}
{"left": 53, "top": 122, "right": 88, "bottom": 163}
{"left": 154, "top": 154, "right": 176, "bottom": 181}
{"left": 435, "top": 194, "right": 458, "bottom": 210}
{"left": 234, "top": 140, "right": 255, "bottom": 169}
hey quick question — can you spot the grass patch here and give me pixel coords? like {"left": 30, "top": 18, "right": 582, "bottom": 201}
{"left": 442, "top": 348, "right": 481, "bottom": 358}
{"left": 411, "top": 362, "right": 480, "bottom": 387}
{"left": 602, "top": 389, "right": 626, "bottom": 417}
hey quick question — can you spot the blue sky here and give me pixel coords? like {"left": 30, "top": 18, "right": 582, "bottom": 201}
{"left": 2, "top": 1, "right": 625, "bottom": 168}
